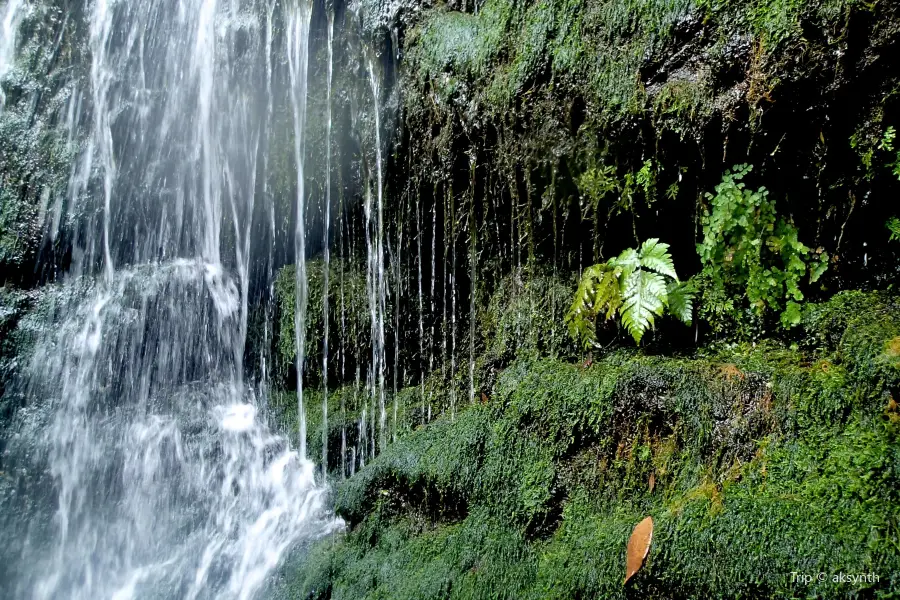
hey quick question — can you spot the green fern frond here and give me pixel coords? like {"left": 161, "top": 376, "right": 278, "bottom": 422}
{"left": 888, "top": 217, "right": 900, "bottom": 242}
{"left": 566, "top": 264, "right": 622, "bottom": 349}
{"left": 637, "top": 238, "right": 678, "bottom": 280}
{"left": 567, "top": 239, "right": 688, "bottom": 347}
{"left": 609, "top": 247, "right": 640, "bottom": 276}
{"left": 619, "top": 269, "right": 667, "bottom": 343}
{"left": 666, "top": 280, "right": 694, "bottom": 325}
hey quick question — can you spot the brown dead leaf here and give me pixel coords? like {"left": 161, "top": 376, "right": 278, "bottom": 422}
{"left": 625, "top": 516, "right": 654, "bottom": 585}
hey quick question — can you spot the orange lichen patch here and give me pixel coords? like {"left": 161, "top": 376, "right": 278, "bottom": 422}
{"left": 624, "top": 516, "right": 654, "bottom": 585}
{"left": 814, "top": 359, "right": 833, "bottom": 373}
{"left": 717, "top": 363, "right": 746, "bottom": 382}
{"left": 676, "top": 481, "right": 724, "bottom": 516}
{"left": 885, "top": 336, "right": 900, "bottom": 357}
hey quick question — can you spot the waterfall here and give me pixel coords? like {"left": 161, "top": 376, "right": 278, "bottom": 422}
{"left": 0, "top": 0, "right": 343, "bottom": 597}
{"left": 321, "top": 11, "right": 334, "bottom": 480}
{"left": 0, "top": 0, "right": 26, "bottom": 114}
{"left": 364, "top": 56, "right": 387, "bottom": 453}
{"left": 286, "top": 0, "right": 312, "bottom": 460}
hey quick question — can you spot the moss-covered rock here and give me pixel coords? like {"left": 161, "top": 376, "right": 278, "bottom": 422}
{"left": 273, "top": 259, "right": 371, "bottom": 388}
{"left": 279, "top": 291, "right": 900, "bottom": 598}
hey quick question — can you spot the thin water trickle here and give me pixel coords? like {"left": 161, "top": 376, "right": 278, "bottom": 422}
{"left": 364, "top": 55, "right": 388, "bottom": 453}
{"left": 287, "top": 0, "right": 313, "bottom": 460}
{"left": 321, "top": 11, "right": 334, "bottom": 480}
{"left": 416, "top": 192, "right": 426, "bottom": 424}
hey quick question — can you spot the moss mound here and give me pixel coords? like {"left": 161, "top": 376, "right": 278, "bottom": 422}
{"left": 274, "top": 291, "right": 900, "bottom": 599}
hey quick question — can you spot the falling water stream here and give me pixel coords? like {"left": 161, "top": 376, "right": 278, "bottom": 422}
{"left": 0, "top": 0, "right": 353, "bottom": 597}
{"left": 0, "top": 0, "right": 27, "bottom": 113}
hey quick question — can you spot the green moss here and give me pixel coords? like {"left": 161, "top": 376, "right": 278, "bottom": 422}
{"left": 282, "top": 291, "right": 900, "bottom": 598}
{"left": 406, "top": 0, "right": 515, "bottom": 97}
{"left": 479, "top": 266, "right": 576, "bottom": 363}
{"left": 273, "top": 259, "right": 369, "bottom": 387}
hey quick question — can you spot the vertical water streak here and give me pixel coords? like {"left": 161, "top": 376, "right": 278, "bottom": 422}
{"left": 468, "top": 154, "right": 476, "bottom": 405}
{"left": 0, "top": 0, "right": 26, "bottom": 114}
{"left": 195, "top": 0, "right": 222, "bottom": 267}
{"left": 366, "top": 56, "right": 387, "bottom": 452}
{"left": 416, "top": 187, "right": 426, "bottom": 424}
{"left": 225, "top": 105, "right": 260, "bottom": 377}
{"left": 287, "top": 0, "right": 312, "bottom": 458}
{"left": 321, "top": 11, "right": 334, "bottom": 478}
{"left": 441, "top": 187, "right": 448, "bottom": 408}
{"left": 428, "top": 184, "right": 437, "bottom": 422}
{"left": 339, "top": 194, "right": 347, "bottom": 477}
{"left": 450, "top": 185, "right": 457, "bottom": 420}
{"left": 362, "top": 182, "right": 376, "bottom": 456}
{"left": 260, "top": 0, "right": 278, "bottom": 400}
{"left": 88, "top": 0, "right": 116, "bottom": 280}
{"left": 392, "top": 201, "right": 402, "bottom": 442}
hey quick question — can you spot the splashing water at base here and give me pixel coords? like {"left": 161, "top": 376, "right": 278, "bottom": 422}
{"left": 1, "top": 263, "right": 342, "bottom": 600}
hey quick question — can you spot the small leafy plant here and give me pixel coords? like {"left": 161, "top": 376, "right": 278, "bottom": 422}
{"left": 882, "top": 128, "right": 900, "bottom": 243}
{"left": 696, "top": 165, "right": 828, "bottom": 331}
{"left": 566, "top": 239, "right": 693, "bottom": 346}
{"left": 888, "top": 217, "right": 900, "bottom": 243}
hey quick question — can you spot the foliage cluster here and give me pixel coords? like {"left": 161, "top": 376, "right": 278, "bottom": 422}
{"left": 577, "top": 159, "right": 662, "bottom": 222}
{"left": 695, "top": 165, "right": 828, "bottom": 333}
{"left": 872, "top": 127, "right": 900, "bottom": 243}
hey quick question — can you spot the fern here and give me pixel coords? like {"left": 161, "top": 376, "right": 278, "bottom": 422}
{"left": 888, "top": 217, "right": 900, "bottom": 242}
{"left": 566, "top": 239, "right": 692, "bottom": 347}
{"left": 566, "top": 264, "right": 622, "bottom": 348}
{"left": 696, "top": 164, "right": 827, "bottom": 331}
{"left": 636, "top": 238, "right": 678, "bottom": 280}
{"left": 666, "top": 280, "right": 694, "bottom": 325}
{"left": 620, "top": 269, "right": 667, "bottom": 342}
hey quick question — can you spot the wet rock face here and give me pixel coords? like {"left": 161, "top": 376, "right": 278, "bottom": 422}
{"left": 1, "top": 0, "right": 87, "bottom": 286}
{"left": 387, "top": 0, "right": 900, "bottom": 306}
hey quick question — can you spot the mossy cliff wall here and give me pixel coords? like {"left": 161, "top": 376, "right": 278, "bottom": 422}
{"left": 258, "top": 0, "right": 900, "bottom": 413}
{"left": 265, "top": 1, "right": 900, "bottom": 592}
{"left": 392, "top": 0, "right": 900, "bottom": 285}
{"left": 275, "top": 291, "right": 900, "bottom": 599}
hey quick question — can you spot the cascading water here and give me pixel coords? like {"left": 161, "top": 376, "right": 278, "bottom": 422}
{"left": 0, "top": 0, "right": 345, "bottom": 597}
{"left": 0, "top": 0, "right": 27, "bottom": 113}
{"left": 364, "top": 55, "right": 387, "bottom": 453}
{"left": 286, "top": 0, "right": 312, "bottom": 462}
{"left": 321, "top": 11, "right": 334, "bottom": 480}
